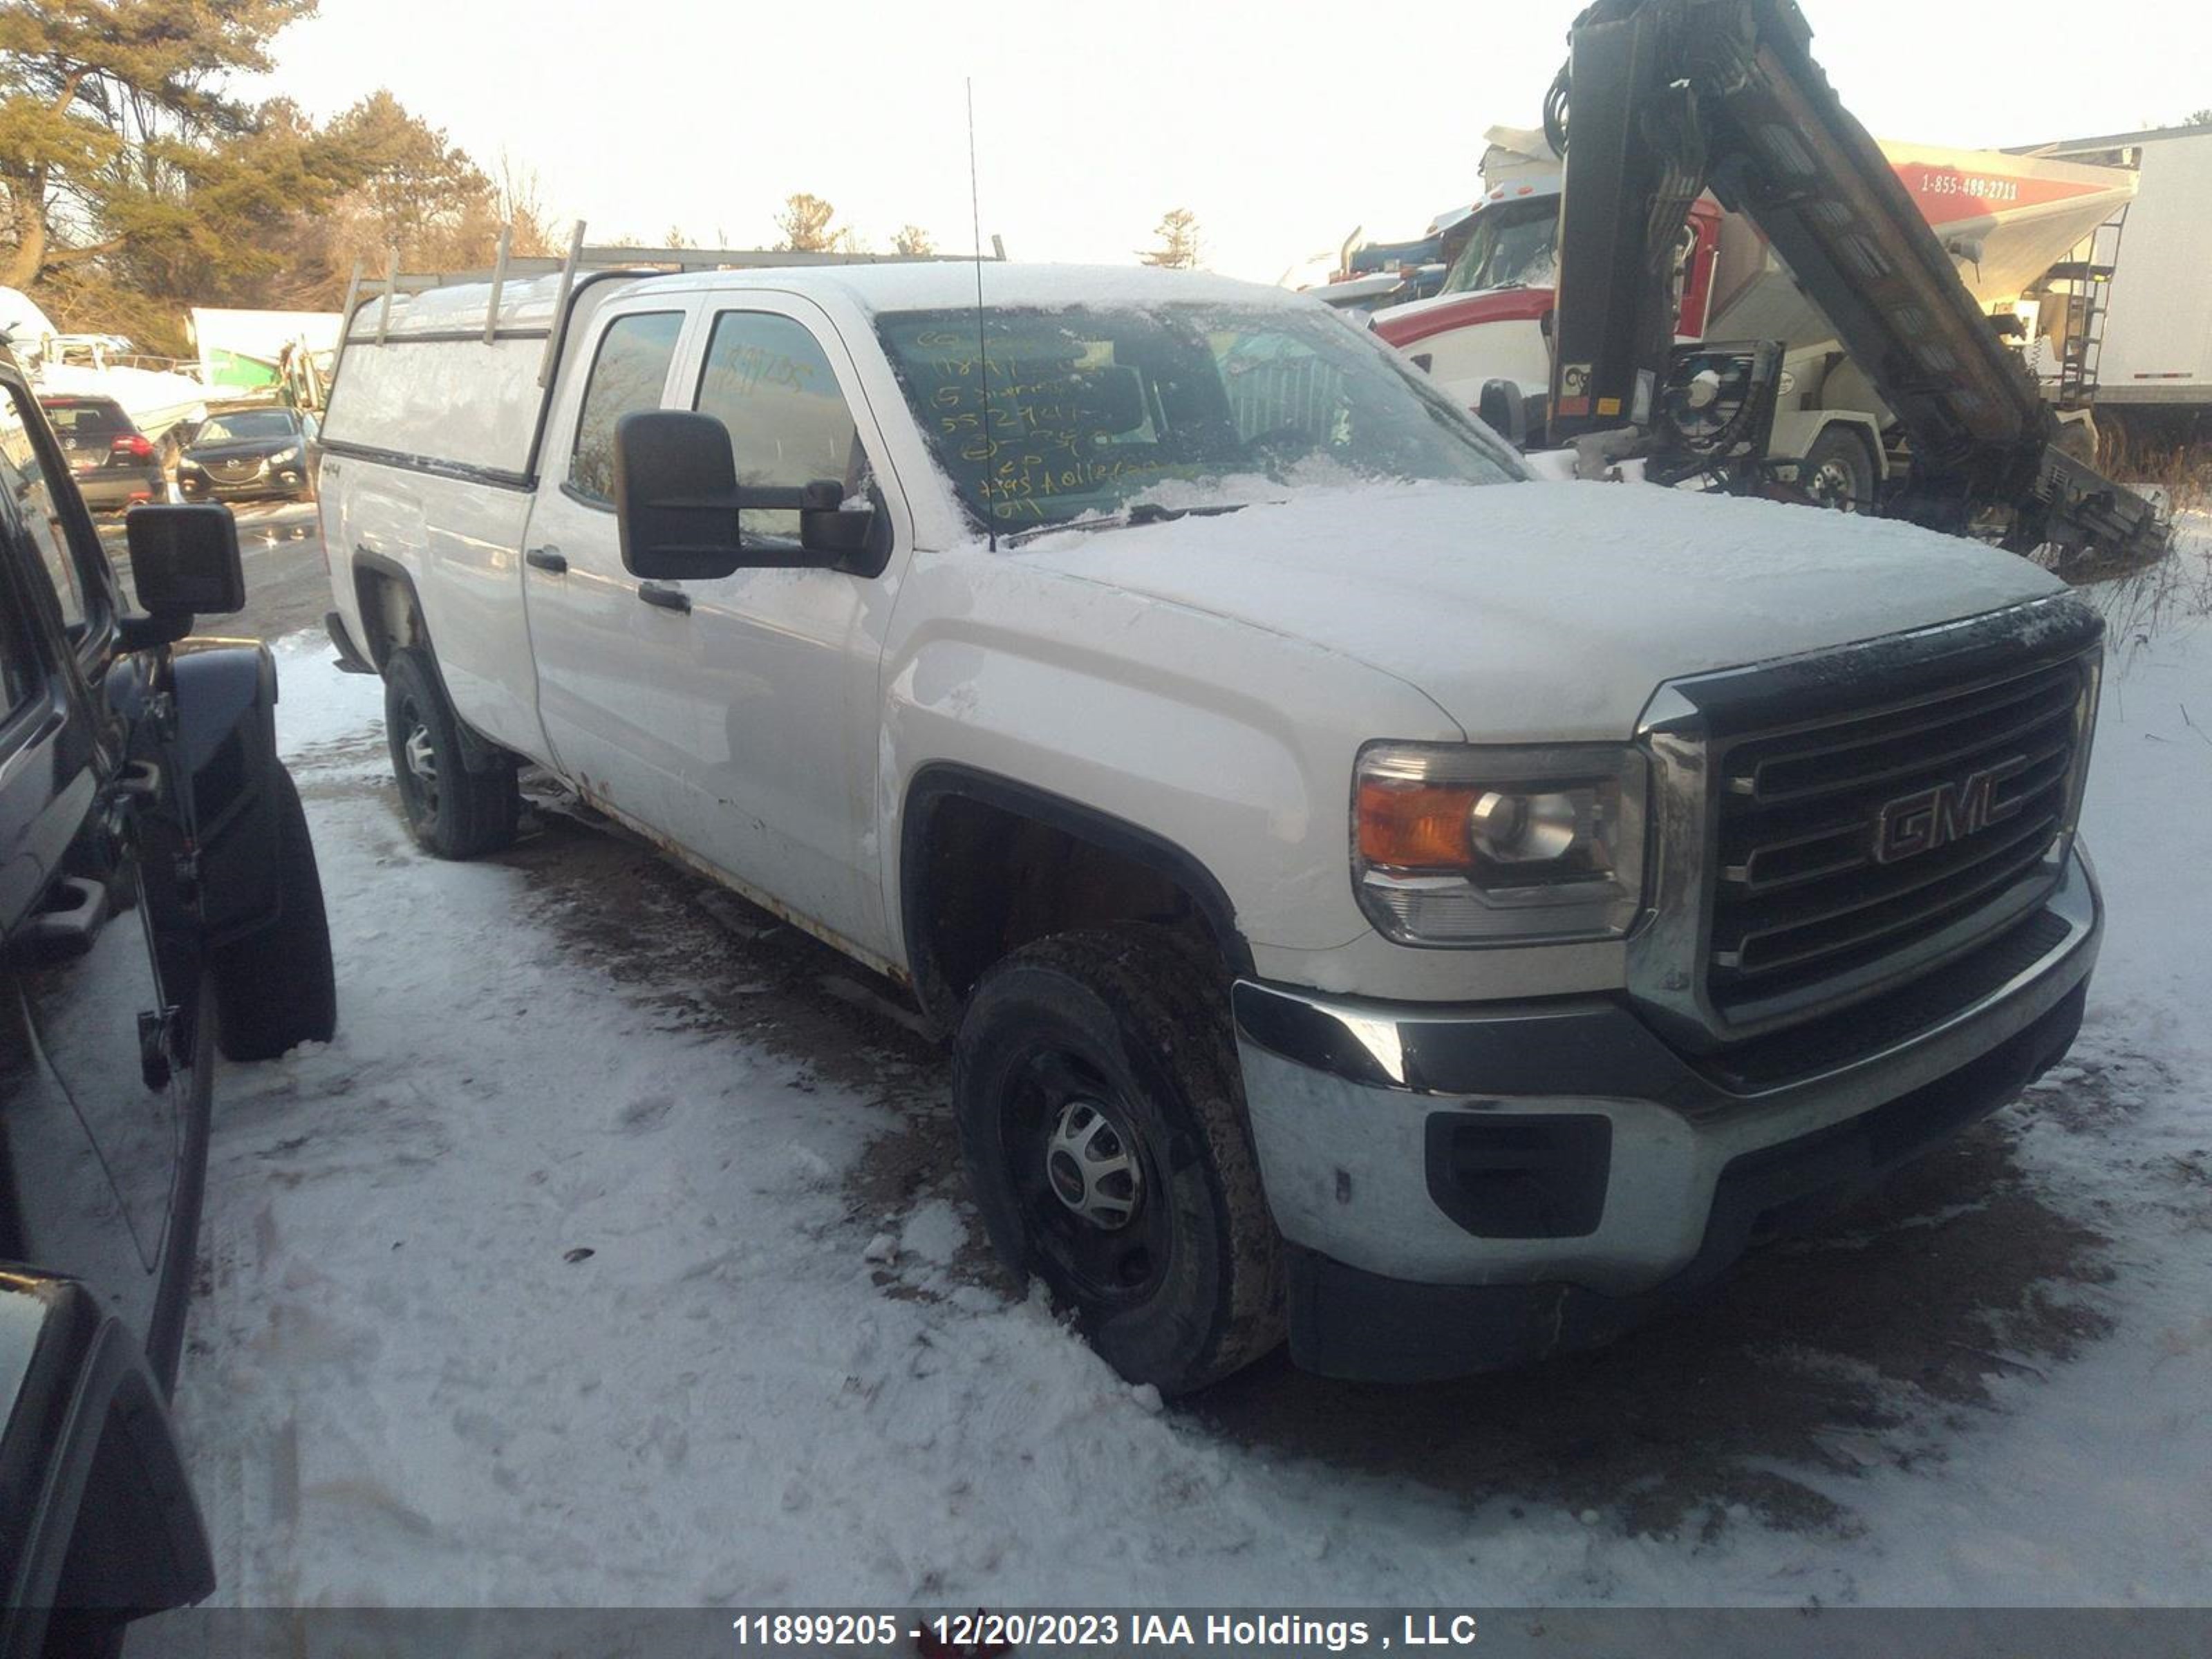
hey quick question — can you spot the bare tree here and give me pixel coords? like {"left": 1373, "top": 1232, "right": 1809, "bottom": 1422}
{"left": 494, "top": 151, "right": 563, "bottom": 257}
{"left": 1138, "top": 207, "right": 1202, "bottom": 270}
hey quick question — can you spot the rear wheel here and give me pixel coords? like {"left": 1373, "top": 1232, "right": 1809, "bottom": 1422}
{"left": 953, "top": 925, "right": 1284, "bottom": 1394}
{"left": 1799, "top": 426, "right": 1877, "bottom": 513}
{"left": 211, "top": 765, "right": 336, "bottom": 1061}
{"left": 383, "top": 646, "right": 518, "bottom": 859}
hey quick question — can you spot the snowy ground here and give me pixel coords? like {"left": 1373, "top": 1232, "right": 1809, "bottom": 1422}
{"left": 173, "top": 542, "right": 2211, "bottom": 1610}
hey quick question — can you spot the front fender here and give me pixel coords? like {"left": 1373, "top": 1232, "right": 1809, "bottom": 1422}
{"left": 169, "top": 643, "right": 283, "bottom": 947}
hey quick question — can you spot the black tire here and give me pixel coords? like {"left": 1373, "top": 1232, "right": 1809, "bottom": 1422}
{"left": 383, "top": 645, "right": 518, "bottom": 859}
{"left": 1799, "top": 425, "right": 1877, "bottom": 513}
{"left": 952, "top": 924, "right": 1284, "bottom": 1394}
{"left": 212, "top": 764, "right": 337, "bottom": 1061}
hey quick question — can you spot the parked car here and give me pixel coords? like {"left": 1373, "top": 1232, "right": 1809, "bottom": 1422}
{"left": 35, "top": 394, "right": 167, "bottom": 514}
{"left": 319, "top": 258, "right": 2102, "bottom": 1396}
{"left": 176, "top": 403, "right": 319, "bottom": 505}
{"left": 1, "top": 345, "right": 335, "bottom": 1649}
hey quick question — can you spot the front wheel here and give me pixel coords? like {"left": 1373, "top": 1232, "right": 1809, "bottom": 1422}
{"left": 383, "top": 646, "right": 518, "bottom": 859}
{"left": 1799, "top": 426, "right": 1877, "bottom": 513}
{"left": 953, "top": 925, "right": 1284, "bottom": 1394}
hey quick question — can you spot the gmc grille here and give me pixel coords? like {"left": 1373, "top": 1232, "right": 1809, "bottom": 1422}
{"left": 1707, "top": 654, "right": 2092, "bottom": 1024}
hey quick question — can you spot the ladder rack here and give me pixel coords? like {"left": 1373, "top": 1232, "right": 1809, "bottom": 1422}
{"left": 332, "top": 221, "right": 1006, "bottom": 385}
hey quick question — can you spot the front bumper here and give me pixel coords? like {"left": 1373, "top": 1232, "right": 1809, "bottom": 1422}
{"left": 71, "top": 468, "right": 163, "bottom": 512}
{"left": 1232, "top": 845, "right": 2101, "bottom": 1382}
{"left": 178, "top": 467, "right": 308, "bottom": 502}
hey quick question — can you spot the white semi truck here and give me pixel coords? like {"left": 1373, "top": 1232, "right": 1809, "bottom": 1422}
{"left": 1373, "top": 128, "right": 2135, "bottom": 509}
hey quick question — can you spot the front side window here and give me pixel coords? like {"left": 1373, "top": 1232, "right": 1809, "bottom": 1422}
{"left": 876, "top": 303, "right": 1521, "bottom": 533}
{"left": 570, "top": 311, "right": 685, "bottom": 505}
{"left": 694, "top": 311, "right": 867, "bottom": 543}
{"left": 0, "top": 384, "right": 94, "bottom": 637}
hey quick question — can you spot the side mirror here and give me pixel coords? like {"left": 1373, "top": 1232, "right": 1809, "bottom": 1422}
{"left": 0, "top": 1275, "right": 215, "bottom": 1647}
{"left": 615, "top": 413, "right": 878, "bottom": 577}
{"left": 1477, "top": 379, "right": 1530, "bottom": 449}
{"left": 799, "top": 479, "right": 877, "bottom": 561}
{"left": 612, "top": 410, "right": 746, "bottom": 581}
{"left": 125, "top": 503, "right": 243, "bottom": 617}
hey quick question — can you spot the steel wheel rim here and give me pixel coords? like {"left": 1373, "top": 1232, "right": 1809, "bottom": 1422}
{"left": 1004, "top": 1047, "right": 1170, "bottom": 1305}
{"left": 1807, "top": 456, "right": 1863, "bottom": 511}
{"left": 395, "top": 697, "right": 440, "bottom": 821}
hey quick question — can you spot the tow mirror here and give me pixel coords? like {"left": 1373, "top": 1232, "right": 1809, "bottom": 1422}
{"left": 612, "top": 410, "right": 746, "bottom": 581}
{"left": 615, "top": 413, "right": 880, "bottom": 578}
{"left": 124, "top": 504, "right": 243, "bottom": 619}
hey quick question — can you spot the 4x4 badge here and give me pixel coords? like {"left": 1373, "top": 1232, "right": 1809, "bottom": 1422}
{"left": 1874, "top": 756, "right": 2034, "bottom": 864}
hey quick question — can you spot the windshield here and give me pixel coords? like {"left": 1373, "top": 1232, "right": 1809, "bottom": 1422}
{"left": 1440, "top": 196, "right": 1560, "bottom": 297}
{"left": 876, "top": 303, "right": 1519, "bottom": 534}
{"left": 196, "top": 409, "right": 298, "bottom": 444}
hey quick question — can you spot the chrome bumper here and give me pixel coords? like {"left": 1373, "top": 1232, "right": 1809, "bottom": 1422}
{"left": 1233, "top": 844, "right": 2101, "bottom": 1297}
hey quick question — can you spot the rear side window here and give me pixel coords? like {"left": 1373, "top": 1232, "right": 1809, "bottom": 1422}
{"left": 569, "top": 312, "right": 684, "bottom": 505}
{"left": 693, "top": 312, "right": 868, "bottom": 543}
{"left": 0, "top": 386, "right": 91, "bottom": 637}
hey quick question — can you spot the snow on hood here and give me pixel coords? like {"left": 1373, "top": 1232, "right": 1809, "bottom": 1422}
{"left": 1011, "top": 480, "right": 2065, "bottom": 742}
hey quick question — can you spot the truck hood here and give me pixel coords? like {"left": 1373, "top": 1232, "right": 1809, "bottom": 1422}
{"left": 1011, "top": 481, "right": 2066, "bottom": 742}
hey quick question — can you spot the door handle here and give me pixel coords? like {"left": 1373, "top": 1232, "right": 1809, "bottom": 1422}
{"left": 636, "top": 581, "right": 691, "bottom": 615}
{"left": 525, "top": 546, "right": 568, "bottom": 574}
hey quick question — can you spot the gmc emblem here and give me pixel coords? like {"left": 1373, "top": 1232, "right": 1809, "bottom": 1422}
{"left": 1873, "top": 756, "right": 2032, "bottom": 865}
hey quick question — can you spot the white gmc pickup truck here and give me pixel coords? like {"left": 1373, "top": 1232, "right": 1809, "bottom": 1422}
{"left": 318, "top": 258, "right": 2103, "bottom": 1393}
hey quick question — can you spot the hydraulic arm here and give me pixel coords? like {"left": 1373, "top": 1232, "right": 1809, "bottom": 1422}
{"left": 1545, "top": 0, "right": 2165, "bottom": 565}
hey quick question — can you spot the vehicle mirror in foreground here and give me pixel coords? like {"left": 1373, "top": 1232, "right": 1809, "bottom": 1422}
{"left": 612, "top": 410, "right": 747, "bottom": 581}
{"left": 799, "top": 478, "right": 877, "bottom": 560}
{"left": 1477, "top": 378, "right": 1530, "bottom": 449}
{"left": 0, "top": 1275, "right": 215, "bottom": 1647}
{"left": 125, "top": 503, "right": 245, "bottom": 619}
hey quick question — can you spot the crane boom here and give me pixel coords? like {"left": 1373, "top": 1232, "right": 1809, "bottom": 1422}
{"left": 1546, "top": 0, "right": 2165, "bottom": 565}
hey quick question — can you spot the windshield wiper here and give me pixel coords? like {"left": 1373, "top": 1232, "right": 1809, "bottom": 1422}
{"left": 1003, "top": 501, "right": 1250, "bottom": 547}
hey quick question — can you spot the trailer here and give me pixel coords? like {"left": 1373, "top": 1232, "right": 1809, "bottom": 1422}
{"left": 2009, "top": 124, "right": 2212, "bottom": 452}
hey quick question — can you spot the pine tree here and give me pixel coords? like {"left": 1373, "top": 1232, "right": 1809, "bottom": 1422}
{"left": 1138, "top": 207, "right": 1202, "bottom": 270}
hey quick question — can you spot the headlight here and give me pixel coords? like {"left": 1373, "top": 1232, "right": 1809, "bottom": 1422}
{"left": 269, "top": 445, "right": 301, "bottom": 465}
{"left": 1353, "top": 742, "right": 1649, "bottom": 945}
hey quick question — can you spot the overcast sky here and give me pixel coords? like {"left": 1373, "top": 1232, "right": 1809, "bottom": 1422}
{"left": 246, "top": 0, "right": 2211, "bottom": 283}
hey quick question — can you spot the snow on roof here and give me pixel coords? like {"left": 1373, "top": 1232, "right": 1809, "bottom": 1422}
{"left": 660, "top": 261, "right": 1312, "bottom": 317}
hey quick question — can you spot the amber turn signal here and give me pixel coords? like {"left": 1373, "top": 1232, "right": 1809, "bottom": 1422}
{"left": 1357, "top": 779, "right": 1481, "bottom": 870}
